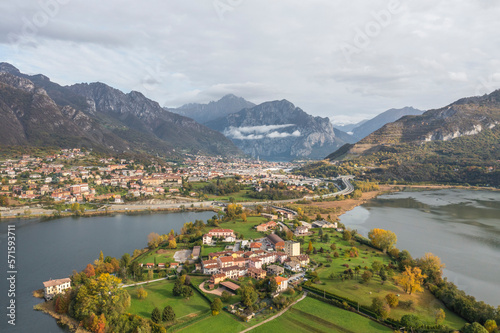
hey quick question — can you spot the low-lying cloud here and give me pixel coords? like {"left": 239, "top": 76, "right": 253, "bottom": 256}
{"left": 224, "top": 124, "right": 302, "bottom": 140}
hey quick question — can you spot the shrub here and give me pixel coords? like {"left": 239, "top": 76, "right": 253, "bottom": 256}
{"left": 385, "top": 293, "right": 399, "bottom": 308}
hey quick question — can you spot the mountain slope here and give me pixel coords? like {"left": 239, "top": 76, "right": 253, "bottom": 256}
{"left": 205, "top": 100, "right": 347, "bottom": 160}
{"left": 170, "top": 94, "right": 255, "bottom": 124}
{"left": 68, "top": 83, "right": 241, "bottom": 156}
{"left": 350, "top": 106, "right": 424, "bottom": 140}
{"left": 0, "top": 72, "right": 130, "bottom": 151}
{"left": 325, "top": 90, "right": 500, "bottom": 185}
{"left": 0, "top": 63, "right": 241, "bottom": 157}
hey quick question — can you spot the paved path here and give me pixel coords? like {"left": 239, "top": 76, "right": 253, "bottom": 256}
{"left": 199, "top": 281, "right": 224, "bottom": 296}
{"left": 121, "top": 277, "right": 168, "bottom": 288}
{"left": 239, "top": 291, "right": 308, "bottom": 333}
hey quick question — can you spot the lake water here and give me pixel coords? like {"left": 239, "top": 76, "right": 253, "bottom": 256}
{"left": 0, "top": 211, "right": 215, "bottom": 333}
{"left": 340, "top": 189, "right": 500, "bottom": 306}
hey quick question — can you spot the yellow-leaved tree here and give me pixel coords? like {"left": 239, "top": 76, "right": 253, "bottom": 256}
{"left": 396, "top": 266, "right": 427, "bottom": 295}
{"left": 368, "top": 228, "right": 397, "bottom": 253}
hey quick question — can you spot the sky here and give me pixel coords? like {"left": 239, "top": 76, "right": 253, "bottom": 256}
{"left": 1, "top": 0, "right": 500, "bottom": 124}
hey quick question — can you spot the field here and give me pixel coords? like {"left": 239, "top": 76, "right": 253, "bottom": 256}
{"left": 135, "top": 247, "right": 178, "bottom": 265}
{"left": 176, "top": 311, "right": 247, "bottom": 333}
{"left": 127, "top": 279, "right": 210, "bottom": 320}
{"left": 249, "top": 296, "right": 392, "bottom": 333}
{"left": 218, "top": 216, "right": 269, "bottom": 240}
{"left": 303, "top": 230, "right": 466, "bottom": 329}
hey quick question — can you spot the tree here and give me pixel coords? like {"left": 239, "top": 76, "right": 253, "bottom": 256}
{"left": 168, "top": 239, "right": 177, "bottom": 249}
{"left": 330, "top": 243, "right": 336, "bottom": 251}
{"left": 221, "top": 291, "right": 231, "bottom": 302}
{"left": 461, "top": 322, "right": 488, "bottom": 333}
{"left": 162, "top": 305, "right": 175, "bottom": 322}
{"left": 148, "top": 232, "right": 161, "bottom": 249}
{"left": 137, "top": 287, "right": 148, "bottom": 299}
{"left": 151, "top": 307, "right": 161, "bottom": 323}
{"left": 371, "top": 297, "right": 390, "bottom": 319}
{"left": 484, "top": 319, "right": 497, "bottom": 333}
{"left": 417, "top": 252, "right": 445, "bottom": 283}
{"left": 385, "top": 293, "right": 399, "bottom": 308}
{"left": 396, "top": 266, "right": 427, "bottom": 294}
{"left": 240, "top": 285, "right": 258, "bottom": 307}
{"left": 84, "top": 264, "right": 95, "bottom": 277}
{"left": 181, "top": 286, "right": 193, "bottom": 299}
{"left": 379, "top": 268, "right": 388, "bottom": 284}
{"left": 267, "top": 278, "right": 278, "bottom": 293}
{"left": 435, "top": 308, "right": 446, "bottom": 324}
{"left": 211, "top": 298, "right": 223, "bottom": 316}
{"left": 361, "top": 270, "right": 373, "bottom": 283}
{"left": 371, "top": 260, "right": 383, "bottom": 274}
{"left": 98, "top": 251, "right": 104, "bottom": 263}
{"left": 368, "top": 228, "right": 397, "bottom": 253}
{"left": 308, "top": 240, "right": 313, "bottom": 253}
{"left": 342, "top": 230, "right": 352, "bottom": 241}
{"left": 173, "top": 279, "right": 183, "bottom": 296}
{"left": 400, "top": 314, "right": 423, "bottom": 329}
{"left": 241, "top": 212, "right": 247, "bottom": 222}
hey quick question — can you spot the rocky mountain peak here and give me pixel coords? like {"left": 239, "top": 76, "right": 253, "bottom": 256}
{"left": 0, "top": 62, "right": 21, "bottom": 75}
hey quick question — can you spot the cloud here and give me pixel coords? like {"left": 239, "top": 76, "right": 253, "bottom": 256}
{"left": 1, "top": 1, "right": 500, "bottom": 123}
{"left": 224, "top": 125, "right": 301, "bottom": 140}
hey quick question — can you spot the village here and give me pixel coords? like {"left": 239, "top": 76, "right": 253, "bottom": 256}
{"left": 0, "top": 149, "right": 334, "bottom": 218}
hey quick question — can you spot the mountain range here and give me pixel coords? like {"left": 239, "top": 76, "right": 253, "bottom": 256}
{"left": 0, "top": 63, "right": 240, "bottom": 158}
{"left": 326, "top": 90, "right": 500, "bottom": 185}
{"left": 333, "top": 107, "right": 424, "bottom": 140}
{"left": 169, "top": 94, "right": 255, "bottom": 124}
{"left": 204, "top": 99, "right": 348, "bottom": 160}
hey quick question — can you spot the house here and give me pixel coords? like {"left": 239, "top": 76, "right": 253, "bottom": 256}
{"left": 210, "top": 273, "right": 227, "bottom": 284}
{"left": 217, "top": 256, "right": 235, "bottom": 268}
{"left": 266, "top": 233, "right": 285, "bottom": 251}
{"left": 158, "top": 263, "right": 166, "bottom": 269}
{"left": 274, "top": 276, "right": 289, "bottom": 292}
{"left": 256, "top": 220, "right": 277, "bottom": 232}
{"left": 202, "top": 234, "right": 212, "bottom": 245}
{"left": 296, "top": 254, "right": 310, "bottom": 267}
{"left": 145, "top": 263, "right": 154, "bottom": 269}
{"left": 202, "top": 259, "right": 219, "bottom": 275}
{"left": 247, "top": 267, "right": 267, "bottom": 280}
{"left": 284, "top": 257, "right": 302, "bottom": 272}
{"left": 294, "top": 225, "right": 309, "bottom": 236}
{"left": 248, "top": 257, "right": 262, "bottom": 269}
{"left": 43, "top": 278, "right": 71, "bottom": 297}
{"left": 312, "top": 220, "right": 337, "bottom": 229}
{"left": 267, "top": 265, "right": 285, "bottom": 276}
{"left": 249, "top": 242, "right": 262, "bottom": 251}
{"left": 261, "top": 213, "right": 278, "bottom": 220}
{"left": 221, "top": 265, "right": 242, "bottom": 279}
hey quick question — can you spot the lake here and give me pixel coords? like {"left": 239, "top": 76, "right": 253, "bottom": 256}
{"left": 0, "top": 211, "right": 215, "bottom": 333}
{"left": 340, "top": 188, "right": 500, "bottom": 306}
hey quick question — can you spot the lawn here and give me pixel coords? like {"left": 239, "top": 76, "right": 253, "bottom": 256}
{"left": 136, "top": 247, "right": 177, "bottom": 265}
{"left": 249, "top": 296, "right": 393, "bottom": 333}
{"left": 127, "top": 279, "right": 210, "bottom": 320}
{"left": 219, "top": 216, "right": 269, "bottom": 240}
{"left": 303, "top": 231, "right": 466, "bottom": 330}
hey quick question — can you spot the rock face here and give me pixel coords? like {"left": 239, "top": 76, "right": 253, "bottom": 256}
{"left": 170, "top": 94, "right": 255, "bottom": 124}
{"left": 350, "top": 106, "right": 424, "bottom": 140}
{"left": 0, "top": 63, "right": 241, "bottom": 157}
{"left": 205, "top": 100, "right": 347, "bottom": 160}
{"left": 0, "top": 72, "right": 129, "bottom": 151}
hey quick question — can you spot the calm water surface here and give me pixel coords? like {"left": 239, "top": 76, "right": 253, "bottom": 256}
{"left": 0, "top": 211, "right": 215, "bottom": 333}
{"left": 340, "top": 189, "right": 500, "bottom": 306}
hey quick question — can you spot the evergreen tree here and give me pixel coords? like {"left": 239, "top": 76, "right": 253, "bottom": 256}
{"left": 162, "top": 305, "right": 176, "bottom": 322}
{"left": 151, "top": 307, "right": 161, "bottom": 323}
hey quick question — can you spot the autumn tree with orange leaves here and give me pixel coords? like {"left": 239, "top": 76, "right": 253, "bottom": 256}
{"left": 396, "top": 266, "right": 427, "bottom": 295}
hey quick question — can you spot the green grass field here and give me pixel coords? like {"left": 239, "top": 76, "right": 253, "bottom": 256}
{"left": 136, "top": 248, "right": 177, "bottom": 265}
{"left": 219, "top": 216, "right": 268, "bottom": 240}
{"left": 304, "top": 231, "right": 466, "bottom": 330}
{"left": 127, "top": 279, "right": 210, "bottom": 320}
{"left": 177, "top": 311, "right": 247, "bottom": 333}
{"left": 249, "top": 296, "right": 392, "bottom": 333}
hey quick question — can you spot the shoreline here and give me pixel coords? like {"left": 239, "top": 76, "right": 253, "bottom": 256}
{"left": 1, "top": 183, "right": 496, "bottom": 222}
{"left": 34, "top": 301, "right": 90, "bottom": 333}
